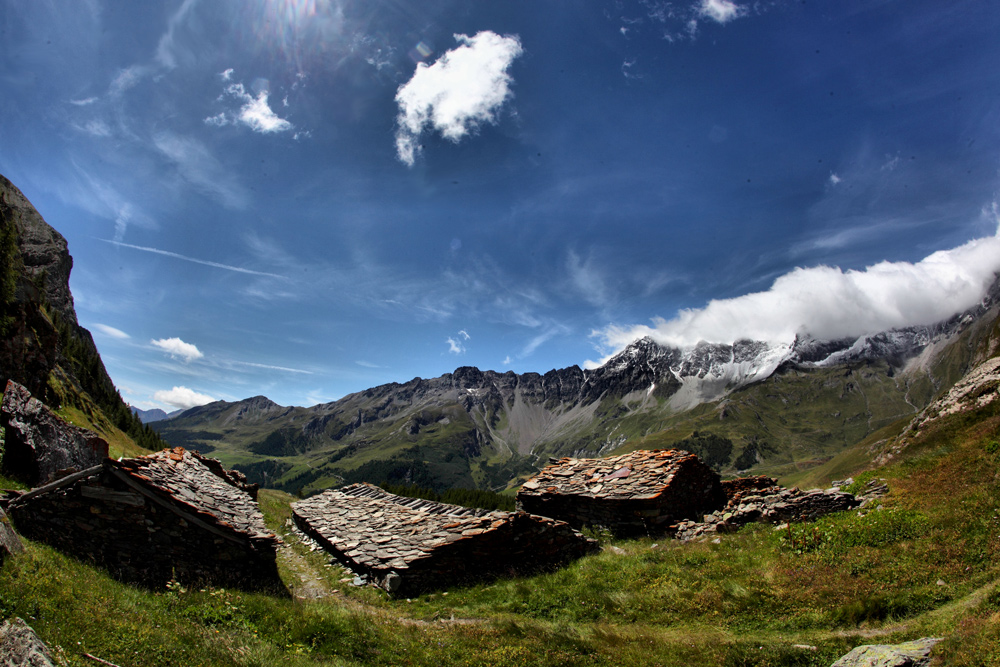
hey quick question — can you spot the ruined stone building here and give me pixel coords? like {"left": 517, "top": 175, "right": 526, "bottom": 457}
{"left": 292, "top": 483, "right": 597, "bottom": 596}
{"left": 516, "top": 449, "right": 726, "bottom": 537}
{"left": 6, "top": 448, "right": 282, "bottom": 591}
{"left": 1, "top": 380, "right": 108, "bottom": 486}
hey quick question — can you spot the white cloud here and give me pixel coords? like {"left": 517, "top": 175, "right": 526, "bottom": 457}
{"left": 591, "top": 224, "right": 1000, "bottom": 360}
{"left": 458, "top": 329, "right": 470, "bottom": 340}
{"left": 829, "top": 173, "right": 842, "bottom": 185}
{"left": 699, "top": 0, "right": 746, "bottom": 24}
{"left": 395, "top": 31, "right": 523, "bottom": 166}
{"left": 237, "top": 89, "right": 293, "bottom": 133}
{"left": 220, "top": 68, "right": 234, "bottom": 81}
{"left": 151, "top": 337, "right": 204, "bottom": 362}
{"left": 208, "top": 83, "right": 293, "bottom": 134}
{"left": 153, "top": 386, "right": 216, "bottom": 409}
{"left": 69, "top": 97, "right": 98, "bottom": 106}
{"left": 447, "top": 337, "right": 466, "bottom": 354}
{"left": 204, "top": 113, "right": 228, "bottom": 127}
{"left": 503, "top": 355, "right": 512, "bottom": 366}
{"left": 93, "top": 324, "right": 130, "bottom": 339}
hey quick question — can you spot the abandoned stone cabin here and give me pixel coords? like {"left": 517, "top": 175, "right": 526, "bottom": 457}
{"left": 515, "top": 449, "right": 727, "bottom": 536}
{"left": 1, "top": 380, "right": 108, "bottom": 486}
{"left": 7, "top": 448, "right": 282, "bottom": 591}
{"left": 292, "top": 482, "right": 597, "bottom": 596}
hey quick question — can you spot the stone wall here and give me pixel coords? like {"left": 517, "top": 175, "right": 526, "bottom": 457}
{"left": 7, "top": 464, "right": 282, "bottom": 591}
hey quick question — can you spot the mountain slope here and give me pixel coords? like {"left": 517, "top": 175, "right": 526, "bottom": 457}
{"left": 154, "top": 273, "right": 1000, "bottom": 493}
{"left": 0, "top": 174, "right": 162, "bottom": 457}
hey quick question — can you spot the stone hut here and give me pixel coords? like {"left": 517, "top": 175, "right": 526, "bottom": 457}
{"left": 6, "top": 447, "right": 282, "bottom": 591}
{"left": 292, "top": 483, "right": 597, "bottom": 596}
{"left": 516, "top": 449, "right": 726, "bottom": 537}
{"left": 1, "top": 380, "right": 108, "bottom": 486}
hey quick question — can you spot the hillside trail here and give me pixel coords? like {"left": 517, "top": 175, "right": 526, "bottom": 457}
{"left": 274, "top": 525, "right": 483, "bottom": 627}
{"left": 829, "top": 578, "right": 999, "bottom": 640}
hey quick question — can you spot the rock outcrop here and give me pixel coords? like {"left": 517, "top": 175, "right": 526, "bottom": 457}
{"left": 292, "top": 483, "right": 596, "bottom": 596}
{"left": 1, "top": 380, "right": 109, "bottom": 485}
{"left": 830, "top": 637, "right": 942, "bottom": 667}
{"left": 0, "top": 617, "right": 55, "bottom": 667}
{"left": 0, "top": 507, "right": 25, "bottom": 561}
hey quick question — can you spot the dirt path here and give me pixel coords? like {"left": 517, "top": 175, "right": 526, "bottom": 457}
{"left": 277, "top": 540, "right": 337, "bottom": 601}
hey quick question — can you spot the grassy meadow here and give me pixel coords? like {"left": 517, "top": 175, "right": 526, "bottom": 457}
{"left": 1, "top": 401, "right": 999, "bottom": 666}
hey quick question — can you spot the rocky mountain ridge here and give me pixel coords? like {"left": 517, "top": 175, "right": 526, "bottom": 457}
{"left": 155, "top": 274, "right": 1000, "bottom": 494}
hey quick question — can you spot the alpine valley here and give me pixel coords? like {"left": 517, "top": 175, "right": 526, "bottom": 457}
{"left": 151, "top": 274, "right": 1000, "bottom": 495}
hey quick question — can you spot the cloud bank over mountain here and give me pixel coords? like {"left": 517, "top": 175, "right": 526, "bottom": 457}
{"left": 591, "top": 221, "right": 1000, "bottom": 363}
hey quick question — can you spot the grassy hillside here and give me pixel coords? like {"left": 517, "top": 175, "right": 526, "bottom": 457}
{"left": 3, "top": 395, "right": 999, "bottom": 666}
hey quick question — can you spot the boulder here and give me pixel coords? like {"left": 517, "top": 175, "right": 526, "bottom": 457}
{"left": 0, "top": 508, "right": 24, "bottom": 561}
{"left": 0, "top": 617, "right": 56, "bottom": 667}
{"left": 1, "top": 381, "right": 108, "bottom": 485}
{"left": 830, "top": 637, "right": 942, "bottom": 667}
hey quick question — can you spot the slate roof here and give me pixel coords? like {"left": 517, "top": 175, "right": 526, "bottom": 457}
{"left": 109, "top": 448, "right": 275, "bottom": 543}
{"left": 517, "top": 449, "right": 702, "bottom": 500}
{"left": 292, "top": 483, "right": 595, "bottom": 581}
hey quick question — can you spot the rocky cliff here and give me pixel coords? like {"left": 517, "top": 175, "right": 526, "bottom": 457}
{"left": 0, "top": 174, "right": 163, "bottom": 452}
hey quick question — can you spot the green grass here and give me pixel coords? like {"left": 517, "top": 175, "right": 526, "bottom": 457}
{"left": 3, "top": 401, "right": 1000, "bottom": 665}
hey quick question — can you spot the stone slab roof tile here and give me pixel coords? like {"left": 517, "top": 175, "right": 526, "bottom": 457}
{"left": 293, "top": 483, "right": 581, "bottom": 573}
{"left": 518, "top": 449, "right": 699, "bottom": 500}
{"left": 113, "top": 448, "right": 274, "bottom": 542}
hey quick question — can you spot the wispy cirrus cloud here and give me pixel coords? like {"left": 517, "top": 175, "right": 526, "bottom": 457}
{"left": 151, "top": 337, "right": 204, "bottom": 363}
{"left": 153, "top": 132, "right": 249, "bottom": 209}
{"left": 395, "top": 31, "right": 523, "bottom": 166}
{"left": 155, "top": 0, "right": 199, "bottom": 69}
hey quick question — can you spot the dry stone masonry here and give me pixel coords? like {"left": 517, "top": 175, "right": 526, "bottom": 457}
{"left": 292, "top": 483, "right": 597, "bottom": 596}
{"left": 6, "top": 447, "right": 281, "bottom": 591}
{"left": 673, "top": 476, "right": 872, "bottom": 542}
{"left": 1, "top": 380, "right": 108, "bottom": 486}
{"left": 516, "top": 449, "right": 726, "bottom": 537}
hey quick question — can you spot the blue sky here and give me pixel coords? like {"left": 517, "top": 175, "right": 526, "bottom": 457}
{"left": 2, "top": 0, "right": 1000, "bottom": 410}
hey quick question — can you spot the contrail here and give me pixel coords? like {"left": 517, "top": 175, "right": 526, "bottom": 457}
{"left": 103, "top": 240, "right": 286, "bottom": 279}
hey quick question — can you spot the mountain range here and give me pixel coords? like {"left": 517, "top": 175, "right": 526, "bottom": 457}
{"left": 152, "top": 275, "right": 1000, "bottom": 494}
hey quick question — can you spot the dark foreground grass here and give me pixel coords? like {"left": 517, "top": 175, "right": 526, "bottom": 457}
{"left": 1, "top": 403, "right": 999, "bottom": 666}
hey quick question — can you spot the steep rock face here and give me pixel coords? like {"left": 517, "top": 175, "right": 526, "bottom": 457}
{"left": 1, "top": 174, "right": 76, "bottom": 325}
{"left": 0, "top": 174, "right": 163, "bottom": 453}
